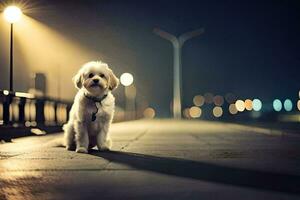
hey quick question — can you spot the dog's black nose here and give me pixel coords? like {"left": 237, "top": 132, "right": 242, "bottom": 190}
{"left": 93, "top": 79, "right": 99, "bottom": 83}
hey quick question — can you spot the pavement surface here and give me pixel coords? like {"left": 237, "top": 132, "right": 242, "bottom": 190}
{"left": 0, "top": 120, "right": 300, "bottom": 200}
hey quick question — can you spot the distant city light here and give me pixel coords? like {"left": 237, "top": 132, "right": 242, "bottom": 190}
{"left": 213, "top": 106, "right": 223, "bottom": 117}
{"left": 252, "top": 99, "right": 262, "bottom": 111}
{"left": 244, "top": 99, "right": 253, "bottom": 111}
{"left": 3, "top": 90, "right": 9, "bottom": 95}
{"left": 4, "top": 6, "right": 22, "bottom": 24}
{"left": 213, "top": 95, "right": 224, "bottom": 106}
{"left": 297, "top": 100, "right": 300, "bottom": 111}
{"left": 235, "top": 100, "right": 245, "bottom": 112}
{"left": 120, "top": 73, "right": 134, "bottom": 86}
{"left": 229, "top": 104, "right": 238, "bottom": 114}
{"left": 0, "top": 103, "right": 3, "bottom": 122}
{"left": 193, "top": 95, "right": 205, "bottom": 107}
{"left": 204, "top": 93, "right": 214, "bottom": 104}
{"left": 143, "top": 107, "right": 155, "bottom": 118}
{"left": 273, "top": 99, "right": 282, "bottom": 112}
{"left": 189, "top": 106, "right": 202, "bottom": 118}
{"left": 283, "top": 99, "right": 293, "bottom": 112}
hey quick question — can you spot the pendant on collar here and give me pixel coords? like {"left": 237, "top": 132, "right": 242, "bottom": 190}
{"left": 91, "top": 102, "right": 102, "bottom": 121}
{"left": 92, "top": 112, "right": 97, "bottom": 121}
{"left": 84, "top": 93, "right": 108, "bottom": 122}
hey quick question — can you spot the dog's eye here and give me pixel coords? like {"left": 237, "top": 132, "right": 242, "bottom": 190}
{"left": 99, "top": 74, "right": 105, "bottom": 78}
{"left": 88, "top": 73, "right": 94, "bottom": 78}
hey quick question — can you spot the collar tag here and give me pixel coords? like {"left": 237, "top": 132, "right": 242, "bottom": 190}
{"left": 84, "top": 93, "right": 108, "bottom": 122}
{"left": 92, "top": 112, "right": 97, "bottom": 121}
{"left": 92, "top": 103, "right": 100, "bottom": 122}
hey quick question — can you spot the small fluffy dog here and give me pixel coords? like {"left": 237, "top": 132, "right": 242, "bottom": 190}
{"left": 63, "top": 61, "right": 119, "bottom": 153}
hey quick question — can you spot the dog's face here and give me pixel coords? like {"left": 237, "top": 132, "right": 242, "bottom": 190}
{"left": 73, "top": 61, "right": 119, "bottom": 96}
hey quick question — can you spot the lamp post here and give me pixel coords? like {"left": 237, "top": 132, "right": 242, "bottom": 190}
{"left": 154, "top": 28, "right": 204, "bottom": 119}
{"left": 4, "top": 6, "right": 22, "bottom": 91}
{"left": 120, "top": 73, "right": 135, "bottom": 120}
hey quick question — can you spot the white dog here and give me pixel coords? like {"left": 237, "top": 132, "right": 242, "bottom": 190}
{"left": 63, "top": 61, "right": 119, "bottom": 153}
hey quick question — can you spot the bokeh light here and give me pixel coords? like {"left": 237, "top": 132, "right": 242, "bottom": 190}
{"left": 204, "top": 93, "right": 214, "bottom": 104}
{"left": 297, "top": 100, "right": 300, "bottom": 111}
{"left": 193, "top": 95, "right": 205, "bottom": 107}
{"left": 143, "top": 107, "right": 155, "bottom": 118}
{"left": 244, "top": 99, "right": 253, "bottom": 111}
{"left": 0, "top": 103, "right": 3, "bottom": 123}
{"left": 189, "top": 106, "right": 202, "bottom": 118}
{"left": 120, "top": 73, "right": 134, "bottom": 86}
{"left": 4, "top": 6, "right": 22, "bottom": 23}
{"left": 273, "top": 99, "right": 282, "bottom": 112}
{"left": 252, "top": 99, "right": 262, "bottom": 111}
{"left": 229, "top": 104, "right": 238, "bottom": 114}
{"left": 213, "top": 95, "right": 224, "bottom": 106}
{"left": 3, "top": 90, "right": 9, "bottom": 95}
{"left": 213, "top": 106, "right": 223, "bottom": 118}
{"left": 283, "top": 99, "right": 293, "bottom": 112}
{"left": 235, "top": 100, "right": 245, "bottom": 112}
{"left": 44, "top": 101, "right": 55, "bottom": 125}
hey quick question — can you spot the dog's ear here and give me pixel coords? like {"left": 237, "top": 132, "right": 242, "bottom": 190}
{"left": 108, "top": 68, "right": 119, "bottom": 90}
{"left": 72, "top": 72, "right": 82, "bottom": 89}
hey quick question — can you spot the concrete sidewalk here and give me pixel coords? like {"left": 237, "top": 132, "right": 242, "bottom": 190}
{"left": 1, "top": 120, "right": 300, "bottom": 200}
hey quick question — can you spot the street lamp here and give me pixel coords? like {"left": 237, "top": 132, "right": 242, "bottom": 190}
{"left": 4, "top": 5, "right": 23, "bottom": 91}
{"left": 120, "top": 73, "right": 135, "bottom": 120}
{"left": 154, "top": 28, "right": 204, "bottom": 119}
{"left": 120, "top": 73, "right": 134, "bottom": 87}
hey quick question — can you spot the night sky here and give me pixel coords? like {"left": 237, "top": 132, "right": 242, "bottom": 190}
{"left": 1, "top": 0, "right": 300, "bottom": 117}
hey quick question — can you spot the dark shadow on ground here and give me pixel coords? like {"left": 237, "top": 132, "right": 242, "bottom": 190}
{"left": 90, "top": 150, "right": 300, "bottom": 195}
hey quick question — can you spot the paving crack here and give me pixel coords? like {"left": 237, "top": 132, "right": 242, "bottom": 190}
{"left": 120, "top": 130, "right": 148, "bottom": 151}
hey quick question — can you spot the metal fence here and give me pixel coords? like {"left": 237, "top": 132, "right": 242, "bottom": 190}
{"left": 0, "top": 90, "right": 72, "bottom": 140}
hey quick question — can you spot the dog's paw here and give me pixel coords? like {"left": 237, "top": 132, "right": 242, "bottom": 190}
{"left": 98, "top": 146, "right": 110, "bottom": 151}
{"left": 98, "top": 139, "right": 112, "bottom": 151}
{"left": 65, "top": 144, "right": 76, "bottom": 151}
{"left": 75, "top": 147, "right": 88, "bottom": 153}
{"left": 66, "top": 146, "right": 73, "bottom": 151}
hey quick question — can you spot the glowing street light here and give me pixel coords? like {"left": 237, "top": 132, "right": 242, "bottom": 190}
{"left": 120, "top": 73, "right": 133, "bottom": 86}
{"left": 154, "top": 28, "right": 204, "bottom": 119}
{"left": 4, "top": 6, "right": 22, "bottom": 23}
{"left": 120, "top": 73, "right": 135, "bottom": 120}
{"left": 3, "top": 5, "right": 23, "bottom": 91}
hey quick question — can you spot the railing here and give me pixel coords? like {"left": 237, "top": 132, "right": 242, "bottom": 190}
{"left": 0, "top": 90, "right": 72, "bottom": 140}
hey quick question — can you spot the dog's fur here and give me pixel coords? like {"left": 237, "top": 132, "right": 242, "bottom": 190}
{"left": 63, "top": 61, "right": 119, "bottom": 153}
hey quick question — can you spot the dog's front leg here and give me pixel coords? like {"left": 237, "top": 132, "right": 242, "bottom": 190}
{"left": 97, "top": 121, "right": 112, "bottom": 151}
{"left": 74, "top": 121, "right": 89, "bottom": 153}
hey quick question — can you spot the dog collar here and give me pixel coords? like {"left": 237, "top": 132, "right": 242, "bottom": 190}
{"left": 84, "top": 93, "right": 108, "bottom": 103}
{"left": 84, "top": 93, "right": 108, "bottom": 121}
